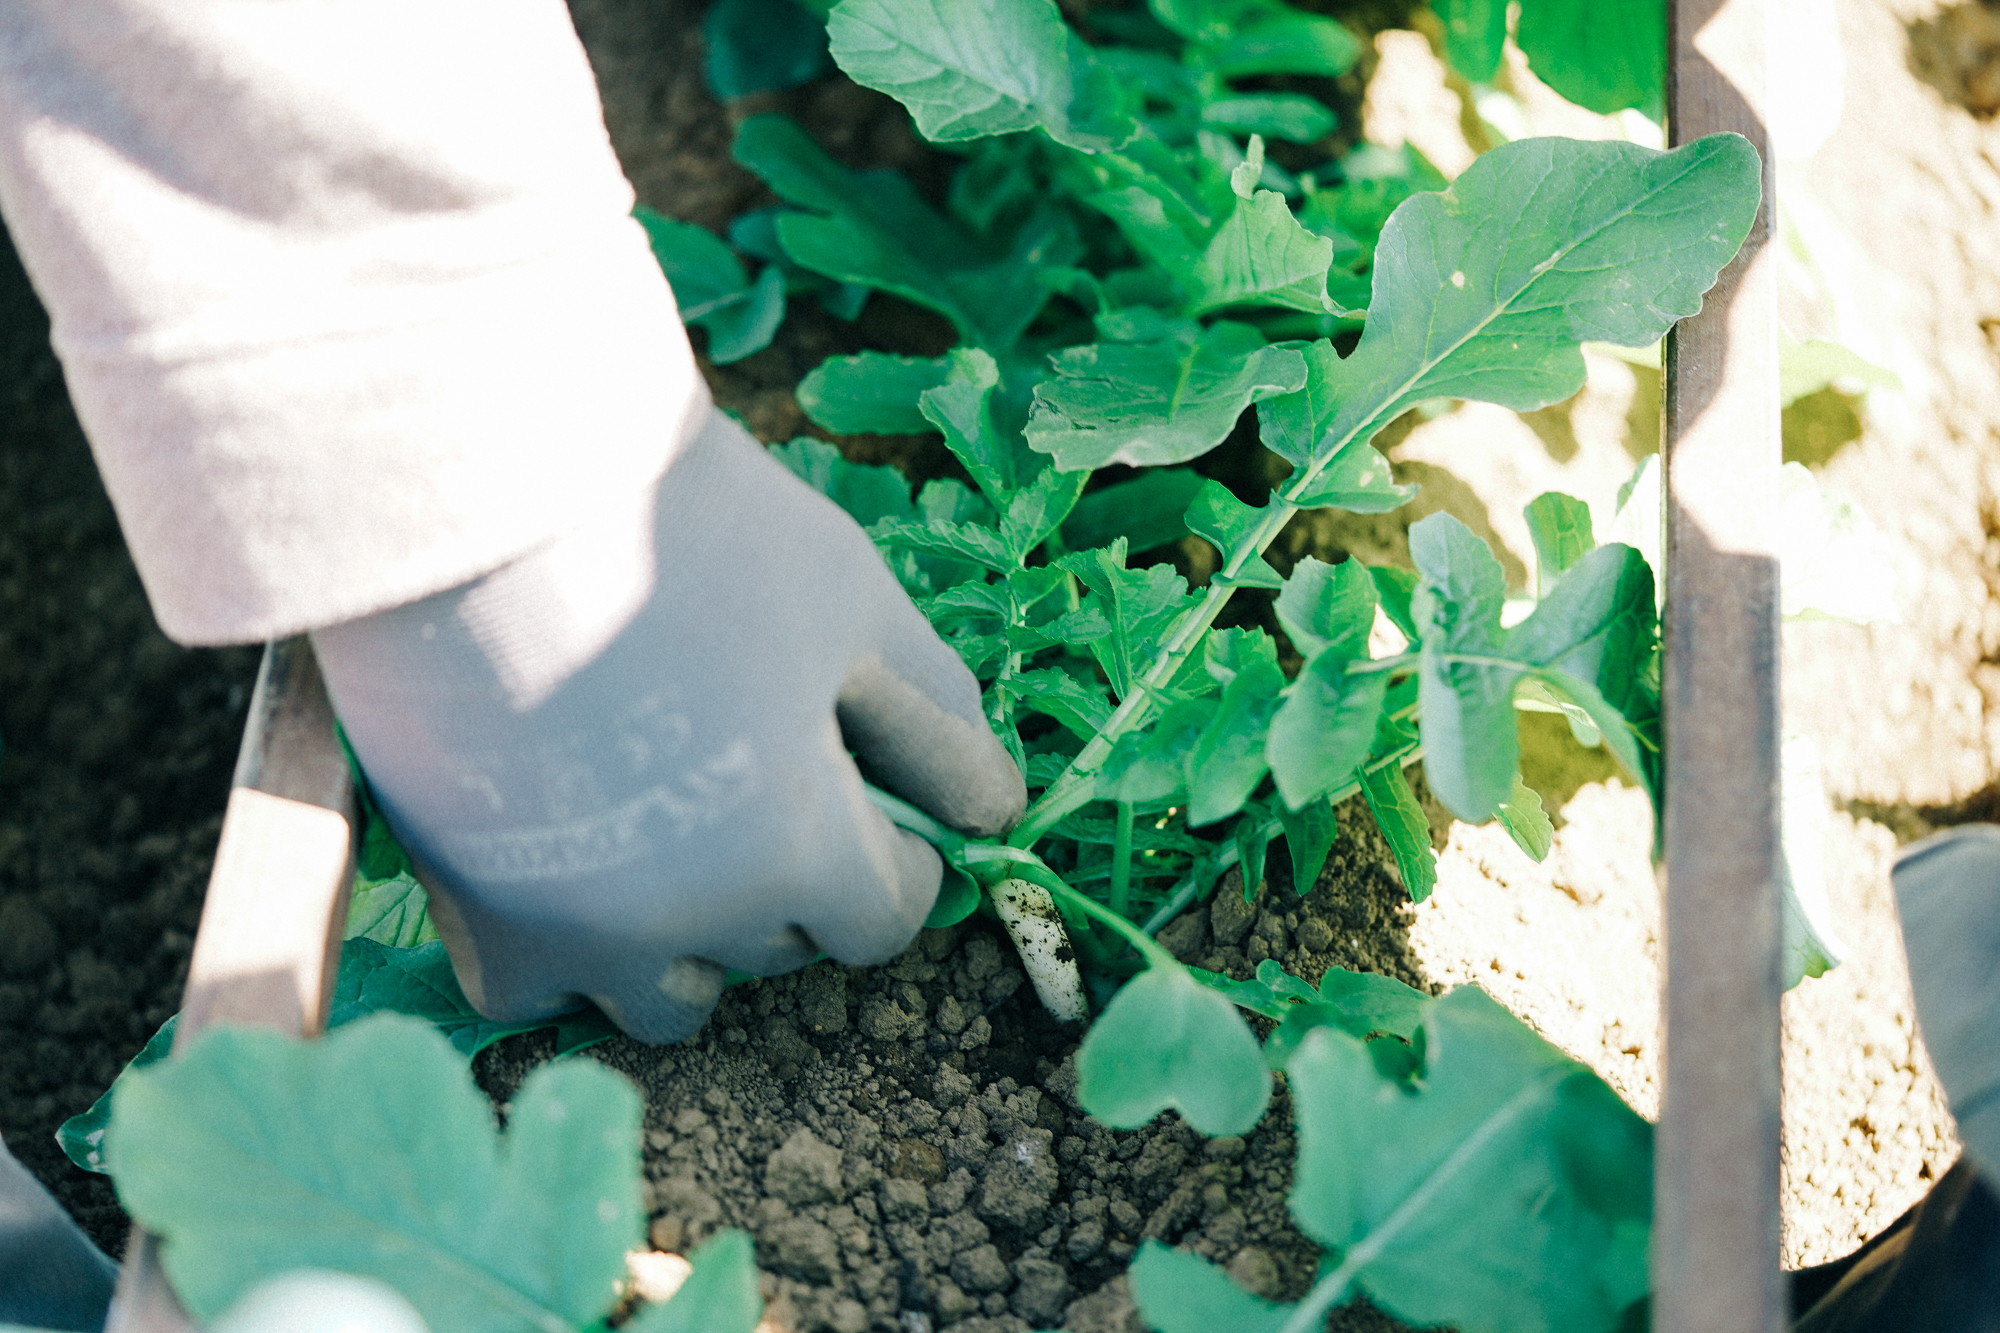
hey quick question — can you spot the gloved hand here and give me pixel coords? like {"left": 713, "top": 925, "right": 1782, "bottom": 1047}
{"left": 313, "top": 408, "right": 1024, "bottom": 1043}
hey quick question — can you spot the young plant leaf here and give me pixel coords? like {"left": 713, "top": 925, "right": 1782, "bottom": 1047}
{"left": 1274, "top": 135, "right": 1760, "bottom": 465}
{"left": 1283, "top": 441, "right": 1415, "bottom": 514}
{"left": 1235, "top": 805, "right": 1274, "bottom": 902}
{"left": 797, "top": 351, "right": 952, "bottom": 435}
{"left": 1409, "top": 512, "right": 1518, "bottom": 822}
{"left": 1495, "top": 773, "right": 1556, "bottom": 863}
{"left": 770, "top": 438, "right": 914, "bottom": 527}
{"left": 1360, "top": 763, "right": 1436, "bottom": 902}
{"left": 1262, "top": 966, "right": 1431, "bottom": 1072}
{"left": 1076, "top": 964, "right": 1272, "bottom": 1135}
{"left": 1128, "top": 1240, "right": 1295, "bottom": 1333}
{"left": 1013, "top": 668, "right": 1116, "bottom": 740}
{"left": 1154, "top": 0, "right": 1359, "bottom": 79}
{"left": 1188, "top": 958, "right": 1321, "bottom": 1019}
{"left": 1188, "top": 658, "right": 1285, "bottom": 825}
{"left": 1200, "top": 93, "right": 1337, "bottom": 144}
{"left": 1060, "top": 543, "right": 1200, "bottom": 700}
{"left": 1189, "top": 186, "right": 1343, "bottom": 316}
{"left": 1286, "top": 987, "right": 1652, "bottom": 1333}
{"left": 1369, "top": 566, "right": 1419, "bottom": 642}
{"left": 1266, "top": 654, "right": 1387, "bottom": 809}
{"left": 106, "top": 1014, "right": 645, "bottom": 1333}
{"left": 1025, "top": 320, "right": 1307, "bottom": 470}
{"left": 1000, "top": 465, "right": 1090, "bottom": 559}
{"left": 1524, "top": 491, "right": 1595, "bottom": 596}
{"left": 345, "top": 858, "right": 436, "bottom": 949}
{"left": 1060, "top": 467, "right": 1206, "bottom": 553}
{"left": 1274, "top": 556, "right": 1376, "bottom": 660}
{"left": 869, "top": 515, "right": 1018, "bottom": 572}
{"left": 1184, "top": 480, "right": 1285, "bottom": 589}
{"left": 827, "top": 0, "right": 1138, "bottom": 151}
{"left": 59, "top": 1015, "right": 177, "bottom": 1174}
{"left": 623, "top": 1231, "right": 765, "bottom": 1333}
{"left": 1278, "top": 796, "right": 1337, "bottom": 893}
{"left": 1430, "top": 0, "right": 1507, "bottom": 81}
{"left": 329, "top": 940, "right": 616, "bottom": 1061}
{"left": 735, "top": 114, "right": 1081, "bottom": 350}
{"left": 917, "top": 348, "right": 1043, "bottom": 507}
{"left": 633, "top": 207, "right": 786, "bottom": 364}
{"left": 1097, "top": 697, "right": 1214, "bottom": 804}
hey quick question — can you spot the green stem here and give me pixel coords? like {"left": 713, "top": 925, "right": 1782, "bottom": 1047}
{"left": 1012, "top": 423, "right": 1403, "bottom": 847}
{"left": 1109, "top": 801, "right": 1134, "bottom": 920}
{"left": 1273, "top": 1260, "right": 1359, "bottom": 1333}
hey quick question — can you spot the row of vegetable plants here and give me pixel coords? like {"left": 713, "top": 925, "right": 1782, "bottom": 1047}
{"left": 35, "top": 2, "right": 1823, "bottom": 1332}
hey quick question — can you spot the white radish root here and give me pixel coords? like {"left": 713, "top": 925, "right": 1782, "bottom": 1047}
{"left": 989, "top": 878, "right": 1087, "bottom": 1023}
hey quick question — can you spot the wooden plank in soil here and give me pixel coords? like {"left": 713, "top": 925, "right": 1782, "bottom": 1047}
{"left": 106, "top": 638, "right": 356, "bottom": 1333}
{"left": 1659, "top": 1, "right": 1785, "bottom": 1331}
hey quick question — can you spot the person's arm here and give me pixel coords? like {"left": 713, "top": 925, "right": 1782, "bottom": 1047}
{"left": 0, "top": 0, "right": 705, "bottom": 645}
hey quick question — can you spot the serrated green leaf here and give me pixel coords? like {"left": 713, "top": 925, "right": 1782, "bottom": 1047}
{"left": 1098, "top": 697, "right": 1214, "bottom": 804}
{"left": 735, "top": 114, "right": 1080, "bottom": 350}
{"left": 1128, "top": 1240, "right": 1295, "bottom": 1333}
{"left": 1267, "top": 654, "right": 1388, "bottom": 809}
{"left": 869, "top": 515, "right": 1017, "bottom": 571}
{"left": 797, "top": 352, "right": 952, "bottom": 435}
{"left": 1000, "top": 465, "right": 1090, "bottom": 559}
{"left": 1524, "top": 491, "right": 1595, "bottom": 596}
{"left": 623, "top": 1231, "right": 764, "bottom": 1333}
{"left": 1496, "top": 772, "right": 1555, "bottom": 863}
{"left": 1060, "top": 543, "right": 1200, "bottom": 699}
{"left": 1517, "top": 0, "right": 1665, "bottom": 119}
{"left": 1013, "top": 668, "right": 1115, "bottom": 740}
{"left": 1410, "top": 513, "right": 1519, "bottom": 822}
{"left": 1282, "top": 135, "right": 1760, "bottom": 466}
{"left": 329, "top": 940, "right": 604, "bottom": 1061}
{"left": 345, "top": 865, "right": 437, "bottom": 949}
{"left": 1076, "top": 964, "right": 1271, "bottom": 1134}
{"left": 827, "top": 0, "right": 1137, "bottom": 151}
{"left": 1262, "top": 966, "right": 1430, "bottom": 1072}
{"left": 1283, "top": 442, "right": 1415, "bottom": 514}
{"left": 1361, "top": 763, "right": 1436, "bottom": 902}
{"left": 1278, "top": 796, "right": 1337, "bottom": 893}
{"left": 106, "top": 1014, "right": 644, "bottom": 1333}
{"left": 1190, "top": 189, "right": 1341, "bottom": 316}
{"left": 1184, "top": 480, "right": 1285, "bottom": 588}
{"left": 1287, "top": 988, "right": 1652, "bottom": 1332}
{"left": 1060, "top": 467, "right": 1205, "bottom": 553}
{"left": 1189, "top": 657, "right": 1284, "bottom": 826}
{"left": 705, "top": 0, "right": 830, "bottom": 98}
{"left": 1190, "top": 958, "right": 1321, "bottom": 1020}
{"left": 1025, "top": 320, "right": 1307, "bottom": 470}
{"left": 1274, "top": 556, "right": 1376, "bottom": 660}
{"left": 1203, "top": 626, "right": 1280, "bottom": 685}
{"left": 770, "top": 438, "right": 914, "bottom": 527}
{"left": 916, "top": 348, "right": 1044, "bottom": 509}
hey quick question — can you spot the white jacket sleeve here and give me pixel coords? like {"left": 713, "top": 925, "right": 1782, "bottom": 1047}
{"left": 0, "top": 1, "right": 707, "bottom": 645}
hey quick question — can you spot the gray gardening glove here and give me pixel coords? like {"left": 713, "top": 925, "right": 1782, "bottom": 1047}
{"left": 313, "top": 408, "right": 1024, "bottom": 1044}
{"left": 1890, "top": 825, "right": 2000, "bottom": 1183}
{"left": 0, "top": 1131, "right": 117, "bottom": 1332}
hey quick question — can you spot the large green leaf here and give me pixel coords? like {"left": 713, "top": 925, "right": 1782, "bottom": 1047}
{"left": 329, "top": 940, "right": 617, "bottom": 1061}
{"left": 1275, "top": 135, "right": 1759, "bottom": 467}
{"left": 1516, "top": 0, "right": 1666, "bottom": 119}
{"left": 1076, "top": 964, "right": 1271, "bottom": 1135}
{"left": 1189, "top": 178, "right": 1342, "bottom": 316}
{"left": 1025, "top": 320, "right": 1307, "bottom": 470}
{"left": 106, "top": 1014, "right": 644, "bottom": 1333}
{"left": 827, "top": 0, "right": 1136, "bottom": 151}
{"left": 1409, "top": 513, "right": 1518, "bottom": 823}
{"left": 734, "top": 115, "right": 1080, "bottom": 349}
{"left": 1188, "top": 656, "right": 1285, "bottom": 826}
{"left": 797, "top": 351, "right": 952, "bottom": 435}
{"left": 1266, "top": 654, "right": 1387, "bottom": 809}
{"left": 1287, "top": 987, "right": 1652, "bottom": 1332}
{"left": 1273, "top": 556, "right": 1375, "bottom": 660}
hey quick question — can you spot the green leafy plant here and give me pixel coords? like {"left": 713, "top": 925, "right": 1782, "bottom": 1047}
{"left": 99, "top": 1013, "right": 762, "bottom": 1333}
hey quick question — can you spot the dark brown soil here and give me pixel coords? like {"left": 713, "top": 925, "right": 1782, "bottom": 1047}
{"left": 477, "top": 794, "right": 1441, "bottom": 1333}
{"left": 0, "top": 232, "right": 260, "bottom": 1254}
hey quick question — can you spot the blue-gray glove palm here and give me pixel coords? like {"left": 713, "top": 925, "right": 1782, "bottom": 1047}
{"left": 314, "top": 410, "right": 1024, "bottom": 1043}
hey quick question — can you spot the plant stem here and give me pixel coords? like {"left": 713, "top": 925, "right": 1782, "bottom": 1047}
{"left": 1011, "top": 421, "right": 1404, "bottom": 847}
{"left": 1109, "top": 801, "right": 1134, "bottom": 919}
{"left": 1273, "top": 1260, "right": 1359, "bottom": 1333}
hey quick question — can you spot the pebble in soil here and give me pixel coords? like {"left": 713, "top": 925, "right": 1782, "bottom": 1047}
{"left": 475, "top": 797, "right": 1449, "bottom": 1333}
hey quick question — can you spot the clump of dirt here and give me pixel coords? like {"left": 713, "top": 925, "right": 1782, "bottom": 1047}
{"left": 0, "top": 232, "right": 259, "bottom": 1254}
{"left": 476, "top": 797, "right": 1441, "bottom": 1333}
